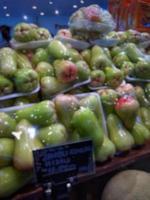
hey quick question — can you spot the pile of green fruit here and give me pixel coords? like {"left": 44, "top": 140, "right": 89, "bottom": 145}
{"left": 13, "top": 23, "right": 51, "bottom": 43}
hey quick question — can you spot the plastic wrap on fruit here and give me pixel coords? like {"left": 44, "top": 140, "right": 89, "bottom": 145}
{"left": 32, "top": 48, "right": 49, "bottom": 66}
{"left": 35, "top": 61, "right": 54, "bottom": 78}
{"left": 104, "top": 67, "right": 124, "bottom": 88}
{"left": 54, "top": 60, "right": 78, "bottom": 83}
{"left": 115, "top": 95, "right": 140, "bottom": 130}
{"left": 54, "top": 94, "right": 79, "bottom": 130}
{"left": 76, "top": 60, "right": 90, "bottom": 81}
{"left": 71, "top": 107, "right": 104, "bottom": 149}
{"left": 125, "top": 29, "right": 150, "bottom": 43}
{"left": 57, "top": 29, "right": 72, "bottom": 38}
{"left": 110, "top": 46, "right": 122, "bottom": 58}
{"left": 0, "top": 166, "right": 32, "bottom": 198}
{"left": 68, "top": 48, "right": 83, "bottom": 62}
{"left": 0, "top": 75, "right": 14, "bottom": 96}
{"left": 98, "top": 88, "right": 119, "bottom": 115}
{"left": 38, "top": 123, "right": 67, "bottom": 146}
{"left": 0, "top": 48, "right": 17, "bottom": 77}
{"left": 14, "top": 68, "right": 39, "bottom": 93}
{"left": 35, "top": 28, "right": 51, "bottom": 40}
{"left": 116, "top": 83, "right": 135, "bottom": 96}
{"left": 133, "top": 60, "right": 150, "bottom": 79}
{"left": 0, "top": 138, "right": 14, "bottom": 167}
{"left": 14, "top": 23, "right": 38, "bottom": 42}
{"left": 81, "top": 49, "right": 91, "bottom": 65}
{"left": 121, "top": 61, "right": 135, "bottom": 76}
{"left": 138, "top": 107, "right": 150, "bottom": 131}
{"left": 90, "top": 70, "right": 105, "bottom": 87}
{"left": 145, "top": 83, "right": 150, "bottom": 102}
{"left": 41, "top": 76, "right": 66, "bottom": 98}
{"left": 16, "top": 52, "right": 32, "bottom": 69}
{"left": 48, "top": 40, "right": 69, "bottom": 59}
{"left": 135, "top": 86, "right": 150, "bottom": 107}
{"left": 0, "top": 112, "right": 16, "bottom": 138}
{"left": 15, "top": 101, "right": 57, "bottom": 126}
{"left": 107, "top": 114, "right": 134, "bottom": 152}
{"left": 13, "top": 119, "right": 43, "bottom": 171}
{"left": 95, "top": 135, "right": 116, "bottom": 162}
{"left": 113, "top": 52, "right": 129, "bottom": 69}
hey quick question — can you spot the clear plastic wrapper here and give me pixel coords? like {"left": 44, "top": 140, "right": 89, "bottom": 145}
{"left": 89, "top": 38, "right": 119, "bottom": 47}
{"left": 126, "top": 76, "right": 150, "bottom": 83}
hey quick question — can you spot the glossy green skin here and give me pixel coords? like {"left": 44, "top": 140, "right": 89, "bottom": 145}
{"left": 69, "top": 130, "right": 80, "bottom": 142}
{"left": 36, "top": 62, "right": 54, "bottom": 78}
{"left": 107, "top": 114, "right": 134, "bottom": 151}
{"left": 113, "top": 52, "right": 129, "bottom": 69}
{"left": 38, "top": 123, "right": 67, "bottom": 146}
{"left": 121, "top": 61, "right": 134, "bottom": 76}
{"left": 0, "top": 138, "right": 14, "bottom": 167}
{"left": 0, "top": 166, "right": 32, "bottom": 198}
{"left": 95, "top": 135, "right": 116, "bottom": 162}
{"left": 145, "top": 83, "right": 150, "bottom": 102}
{"left": 32, "top": 48, "right": 49, "bottom": 66}
{"left": 14, "top": 68, "right": 39, "bottom": 93}
{"left": 132, "top": 122, "right": 150, "bottom": 145}
{"left": 90, "top": 70, "right": 105, "bottom": 87}
{"left": 48, "top": 40, "right": 69, "bottom": 59}
{"left": 138, "top": 107, "right": 150, "bottom": 131}
{"left": 0, "top": 112, "right": 16, "bottom": 138}
{"left": 16, "top": 53, "right": 32, "bottom": 69}
{"left": 125, "top": 43, "right": 143, "bottom": 63}
{"left": 76, "top": 60, "right": 90, "bottom": 81}
{"left": 13, "top": 119, "right": 43, "bottom": 171}
{"left": 111, "top": 46, "right": 122, "bottom": 58}
{"left": 68, "top": 48, "right": 82, "bottom": 62}
{"left": 71, "top": 107, "right": 104, "bottom": 148}
{"left": 0, "top": 75, "right": 14, "bottom": 96}
{"left": 134, "top": 61, "right": 150, "bottom": 79}
{"left": 15, "top": 101, "right": 57, "bottom": 127}
{"left": 54, "top": 94, "right": 79, "bottom": 130}
{"left": 81, "top": 49, "right": 91, "bottom": 65}
{"left": 135, "top": 86, "right": 150, "bottom": 107}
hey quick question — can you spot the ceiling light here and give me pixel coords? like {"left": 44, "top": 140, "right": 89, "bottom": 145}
{"left": 49, "top": 1, "right": 53, "bottom": 5}
{"left": 40, "top": 12, "right": 45, "bottom": 16}
{"left": 23, "top": 15, "right": 28, "bottom": 20}
{"left": 80, "top": 0, "right": 84, "bottom": 4}
{"left": 73, "top": 5, "right": 78, "bottom": 8}
{"left": 32, "top": 6, "right": 37, "bottom": 10}
{"left": 6, "top": 13, "right": 10, "bottom": 17}
{"left": 3, "top": 6, "right": 7, "bottom": 10}
{"left": 54, "top": 9, "right": 59, "bottom": 15}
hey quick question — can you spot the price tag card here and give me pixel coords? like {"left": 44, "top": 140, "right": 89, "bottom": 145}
{"left": 33, "top": 140, "right": 95, "bottom": 184}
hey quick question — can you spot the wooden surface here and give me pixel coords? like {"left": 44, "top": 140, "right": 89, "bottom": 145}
{"left": 12, "top": 142, "right": 150, "bottom": 200}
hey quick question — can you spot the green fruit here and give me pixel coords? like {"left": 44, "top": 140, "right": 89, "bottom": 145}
{"left": 134, "top": 61, "right": 150, "bottom": 79}
{"left": 111, "top": 46, "right": 122, "bottom": 58}
{"left": 95, "top": 135, "right": 116, "bottom": 162}
{"left": 81, "top": 49, "right": 91, "bottom": 65}
{"left": 103, "top": 48, "right": 111, "bottom": 59}
{"left": 0, "top": 75, "right": 14, "bottom": 96}
{"left": 35, "top": 28, "right": 51, "bottom": 40}
{"left": 90, "top": 70, "right": 105, "bottom": 87}
{"left": 15, "top": 101, "right": 57, "bottom": 126}
{"left": 132, "top": 122, "right": 150, "bottom": 145}
{"left": 16, "top": 52, "right": 32, "bottom": 69}
{"left": 76, "top": 60, "right": 90, "bottom": 81}
{"left": 14, "top": 97, "right": 30, "bottom": 106}
{"left": 14, "top": 68, "right": 39, "bottom": 93}
{"left": 54, "top": 60, "right": 78, "bottom": 83}
{"left": 0, "top": 166, "right": 32, "bottom": 198}
{"left": 113, "top": 52, "right": 129, "bottom": 69}
{"left": 107, "top": 114, "right": 134, "bottom": 152}
{"left": 48, "top": 40, "right": 69, "bottom": 59}
{"left": 38, "top": 123, "right": 67, "bottom": 146}
{"left": 121, "top": 61, "right": 134, "bottom": 76}
{"left": 145, "top": 83, "right": 150, "bottom": 101}
{"left": 69, "top": 130, "right": 80, "bottom": 142}
{"left": 0, "top": 112, "right": 16, "bottom": 138}
{"left": 68, "top": 48, "right": 82, "bottom": 62}
{"left": 105, "top": 67, "right": 124, "bottom": 88}
{"left": 71, "top": 107, "right": 104, "bottom": 149}
{"left": 0, "top": 48, "right": 17, "bottom": 77}
{"left": 36, "top": 61, "right": 54, "bottom": 78}
{"left": 135, "top": 86, "right": 150, "bottom": 107}
{"left": 13, "top": 119, "right": 43, "bottom": 171}
{"left": 54, "top": 94, "right": 79, "bottom": 130}
{"left": 0, "top": 138, "right": 14, "bottom": 167}
{"left": 41, "top": 76, "right": 65, "bottom": 98}
{"left": 138, "top": 107, "right": 150, "bottom": 130}
{"left": 98, "top": 89, "right": 119, "bottom": 115}
{"left": 125, "top": 43, "right": 143, "bottom": 63}
{"left": 32, "top": 48, "right": 49, "bottom": 66}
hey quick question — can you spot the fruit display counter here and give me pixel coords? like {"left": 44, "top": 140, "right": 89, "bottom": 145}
{"left": 0, "top": 3, "right": 150, "bottom": 199}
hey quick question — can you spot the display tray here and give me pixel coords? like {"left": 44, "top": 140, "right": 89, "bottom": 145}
{"left": 11, "top": 141, "right": 150, "bottom": 200}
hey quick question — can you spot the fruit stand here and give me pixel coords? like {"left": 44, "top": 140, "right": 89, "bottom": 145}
{"left": 0, "top": 3, "right": 150, "bottom": 200}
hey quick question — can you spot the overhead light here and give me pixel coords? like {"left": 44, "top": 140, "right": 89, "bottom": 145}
{"left": 5, "top": 13, "right": 10, "bottom": 17}
{"left": 80, "top": 0, "right": 84, "bottom": 4}
{"left": 54, "top": 9, "right": 59, "bottom": 15}
{"left": 73, "top": 5, "right": 78, "bottom": 8}
{"left": 40, "top": 12, "right": 45, "bottom": 16}
{"left": 49, "top": 1, "right": 53, "bottom": 5}
{"left": 23, "top": 15, "right": 28, "bottom": 20}
{"left": 3, "top": 6, "right": 7, "bottom": 10}
{"left": 32, "top": 5, "right": 37, "bottom": 10}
